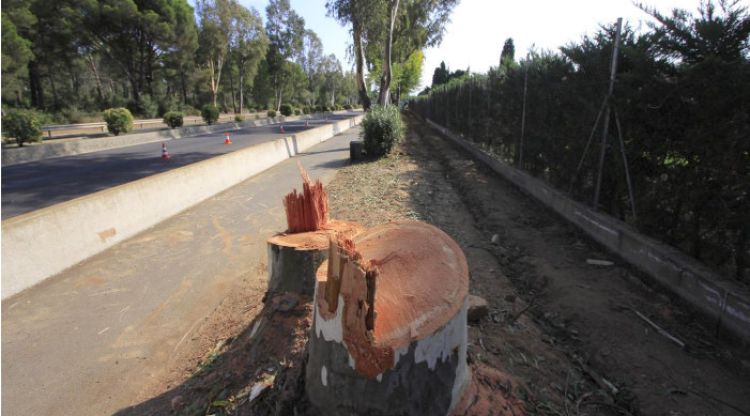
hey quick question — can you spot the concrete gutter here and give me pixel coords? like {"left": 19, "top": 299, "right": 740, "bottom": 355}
{"left": 424, "top": 118, "right": 750, "bottom": 343}
{"left": 1, "top": 112, "right": 347, "bottom": 167}
{"left": 1, "top": 114, "right": 363, "bottom": 299}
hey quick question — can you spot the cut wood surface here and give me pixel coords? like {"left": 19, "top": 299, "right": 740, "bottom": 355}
{"left": 266, "top": 220, "right": 363, "bottom": 297}
{"left": 306, "top": 220, "right": 470, "bottom": 415}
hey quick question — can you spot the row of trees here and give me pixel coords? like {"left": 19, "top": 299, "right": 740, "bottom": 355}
{"left": 410, "top": 1, "right": 750, "bottom": 282}
{"left": 1, "top": 0, "right": 362, "bottom": 122}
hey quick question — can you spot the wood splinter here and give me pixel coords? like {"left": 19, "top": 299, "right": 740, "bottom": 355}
{"left": 266, "top": 164, "right": 362, "bottom": 297}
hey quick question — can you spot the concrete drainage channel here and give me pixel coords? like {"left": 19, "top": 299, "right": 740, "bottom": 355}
{"left": 1, "top": 112, "right": 347, "bottom": 167}
{"left": 423, "top": 117, "right": 750, "bottom": 344}
{"left": 1, "top": 114, "right": 363, "bottom": 299}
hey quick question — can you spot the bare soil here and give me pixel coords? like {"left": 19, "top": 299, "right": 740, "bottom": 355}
{"left": 121, "top": 114, "right": 750, "bottom": 416}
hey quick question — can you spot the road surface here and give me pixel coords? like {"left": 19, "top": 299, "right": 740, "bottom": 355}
{"left": 2, "top": 112, "right": 359, "bottom": 218}
{"left": 1, "top": 125, "right": 361, "bottom": 416}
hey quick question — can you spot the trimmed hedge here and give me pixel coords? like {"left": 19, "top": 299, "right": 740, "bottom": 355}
{"left": 362, "top": 105, "right": 404, "bottom": 158}
{"left": 2, "top": 109, "right": 43, "bottom": 146}
{"left": 201, "top": 104, "right": 220, "bottom": 125}
{"left": 103, "top": 107, "right": 134, "bottom": 136}
{"left": 163, "top": 111, "right": 184, "bottom": 129}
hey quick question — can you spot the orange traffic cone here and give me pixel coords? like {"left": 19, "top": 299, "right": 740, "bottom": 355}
{"left": 161, "top": 143, "right": 171, "bottom": 159}
{"left": 224, "top": 132, "right": 232, "bottom": 145}
{"left": 279, "top": 124, "right": 285, "bottom": 133}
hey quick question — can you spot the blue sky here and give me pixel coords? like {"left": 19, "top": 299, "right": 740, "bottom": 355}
{"left": 239, "top": 0, "right": 705, "bottom": 92}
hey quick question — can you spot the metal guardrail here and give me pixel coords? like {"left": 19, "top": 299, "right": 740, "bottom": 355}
{"left": 41, "top": 113, "right": 260, "bottom": 138}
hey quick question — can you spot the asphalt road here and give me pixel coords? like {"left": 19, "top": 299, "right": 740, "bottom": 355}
{"left": 2, "top": 112, "right": 359, "bottom": 218}
{"left": 1, "top": 126, "right": 360, "bottom": 416}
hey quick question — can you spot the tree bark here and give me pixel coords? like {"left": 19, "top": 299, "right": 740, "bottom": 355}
{"left": 28, "top": 60, "right": 44, "bottom": 109}
{"left": 352, "top": 21, "right": 371, "bottom": 110}
{"left": 306, "top": 221, "right": 470, "bottom": 415}
{"left": 377, "top": 0, "right": 400, "bottom": 107}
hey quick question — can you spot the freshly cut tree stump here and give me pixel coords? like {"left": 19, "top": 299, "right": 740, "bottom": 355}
{"left": 306, "top": 220, "right": 470, "bottom": 415}
{"left": 267, "top": 220, "right": 363, "bottom": 297}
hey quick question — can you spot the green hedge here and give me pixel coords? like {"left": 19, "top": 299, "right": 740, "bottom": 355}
{"left": 2, "top": 109, "right": 43, "bottom": 146}
{"left": 163, "top": 111, "right": 184, "bottom": 129}
{"left": 362, "top": 105, "right": 404, "bottom": 158}
{"left": 103, "top": 107, "right": 134, "bottom": 136}
{"left": 201, "top": 104, "right": 219, "bottom": 125}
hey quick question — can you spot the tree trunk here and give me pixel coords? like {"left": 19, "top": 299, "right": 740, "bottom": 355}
{"left": 180, "top": 70, "right": 188, "bottom": 105}
{"left": 228, "top": 61, "right": 237, "bottom": 114}
{"left": 306, "top": 220, "right": 470, "bottom": 415}
{"left": 28, "top": 60, "right": 44, "bottom": 109}
{"left": 352, "top": 21, "right": 371, "bottom": 110}
{"left": 239, "top": 59, "right": 245, "bottom": 114}
{"left": 86, "top": 55, "right": 104, "bottom": 106}
{"left": 377, "top": 0, "right": 400, "bottom": 106}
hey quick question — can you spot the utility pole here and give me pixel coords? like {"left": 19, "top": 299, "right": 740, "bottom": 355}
{"left": 592, "top": 17, "right": 622, "bottom": 211}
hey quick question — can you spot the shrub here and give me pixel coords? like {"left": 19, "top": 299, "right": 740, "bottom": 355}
{"left": 128, "top": 96, "right": 158, "bottom": 118}
{"left": 362, "top": 105, "right": 404, "bottom": 157}
{"left": 294, "top": 108, "right": 302, "bottom": 115}
{"left": 303, "top": 106, "right": 312, "bottom": 114}
{"left": 201, "top": 104, "right": 220, "bottom": 125}
{"left": 344, "top": 104, "right": 353, "bottom": 110}
{"left": 279, "top": 103, "right": 293, "bottom": 116}
{"left": 103, "top": 107, "right": 134, "bottom": 136}
{"left": 267, "top": 109, "right": 277, "bottom": 118}
{"left": 163, "top": 111, "right": 184, "bottom": 129}
{"left": 2, "top": 109, "right": 43, "bottom": 146}
{"left": 235, "top": 114, "right": 244, "bottom": 122}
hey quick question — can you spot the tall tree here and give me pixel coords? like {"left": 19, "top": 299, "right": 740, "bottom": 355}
{"left": 265, "top": 0, "right": 305, "bottom": 110}
{"left": 86, "top": 0, "right": 192, "bottom": 107}
{"left": 326, "top": 0, "right": 383, "bottom": 110}
{"left": 230, "top": 5, "right": 268, "bottom": 113}
{"left": 500, "top": 37, "right": 515, "bottom": 66}
{"left": 197, "top": 0, "right": 235, "bottom": 107}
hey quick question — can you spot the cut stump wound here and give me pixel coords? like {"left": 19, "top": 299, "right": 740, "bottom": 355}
{"left": 306, "top": 220, "right": 470, "bottom": 415}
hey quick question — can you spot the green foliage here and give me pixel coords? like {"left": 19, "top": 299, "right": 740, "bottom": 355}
{"left": 235, "top": 114, "right": 244, "bottom": 122}
{"left": 102, "top": 108, "right": 134, "bottom": 136}
{"left": 410, "top": 3, "right": 750, "bottom": 281}
{"left": 362, "top": 105, "right": 404, "bottom": 157}
{"left": 279, "top": 103, "right": 293, "bottom": 116}
{"left": 201, "top": 104, "right": 220, "bottom": 125}
{"left": 294, "top": 108, "right": 302, "bottom": 115}
{"left": 163, "top": 111, "right": 184, "bottom": 128}
{"left": 2, "top": 109, "right": 42, "bottom": 146}
{"left": 344, "top": 104, "right": 353, "bottom": 110}
{"left": 267, "top": 109, "right": 277, "bottom": 118}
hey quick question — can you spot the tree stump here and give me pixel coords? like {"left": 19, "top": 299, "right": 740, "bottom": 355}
{"left": 306, "top": 220, "right": 470, "bottom": 415}
{"left": 266, "top": 220, "right": 363, "bottom": 297}
{"left": 350, "top": 140, "right": 364, "bottom": 162}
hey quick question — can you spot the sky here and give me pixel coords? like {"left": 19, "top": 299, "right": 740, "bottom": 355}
{"left": 239, "top": 0, "right": 706, "bottom": 92}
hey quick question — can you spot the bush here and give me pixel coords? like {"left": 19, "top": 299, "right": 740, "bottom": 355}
{"left": 279, "top": 103, "right": 293, "bottom": 116}
{"left": 294, "top": 108, "right": 302, "bottom": 115}
{"left": 163, "top": 111, "right": 184, "bottom": 129}
{"left": 128, "top": 96, "right": 158, "bottom": 118}
{"left": 344, "top": 104, "right": 353, "bottom": 110}
{"left": 2, "top": 109, "right": 43, "bottom": 146}
{"left": 362, "top": 105, "right": 404, "bottom": 157}
{"left": 267, "top": 109, "right": 277, "bottom": 118}
{"left": 235, "top": 114, "right": 244, "bottom": 122}
{"left": 201, "top": 104, "right": 220, "bottom": 125}
{"left": 103, "top": 107, "right": 134, "bottom": 136}
{"left": 303, "top": 106, "right": 312, "bottom": 114}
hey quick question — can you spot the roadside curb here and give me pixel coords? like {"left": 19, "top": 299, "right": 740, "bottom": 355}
{"left": 1, "top": 111, "right": 349, "bottom": 167}
{"left": 422, "top": 117, "right": 750, "bottom": 344}
{"left": 1, "top": 114, "right": 363, "bottom": 299}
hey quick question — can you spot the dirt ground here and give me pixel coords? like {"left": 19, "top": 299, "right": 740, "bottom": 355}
{"left": 121, "top": 114, "right": 750, "bottom": 416}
